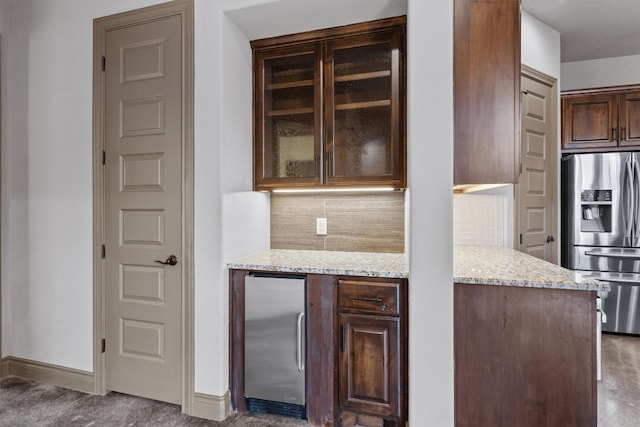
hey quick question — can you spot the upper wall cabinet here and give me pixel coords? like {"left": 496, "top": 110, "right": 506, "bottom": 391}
{"left": 454, "top": 0, "right": 521, "bottom": 185}
{"left": 561, "top": 86, "right": 640, "bottom": 152}
{"left": 252, "top": 17, "right": 407, "bottom": 191}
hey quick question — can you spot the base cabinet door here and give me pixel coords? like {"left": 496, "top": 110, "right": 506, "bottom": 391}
{"left": 339, "top": 313, "right": 400, "bottom": 419}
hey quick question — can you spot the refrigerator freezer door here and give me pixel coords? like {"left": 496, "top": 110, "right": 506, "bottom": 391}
{"left": 245, "top": 275, "right": 306, "bottom": 405}
{"left": 564, "top": 153, "right": 631, "bottom": 247}
{"left": 580, "top": 271, "right": 640, "bottom": 334}
{"left": 566, "top": 246, "right": 640, "bottom": 273}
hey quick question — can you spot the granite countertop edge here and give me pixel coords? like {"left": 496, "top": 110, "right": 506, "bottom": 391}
{"left": 227, "top": 247, "right": 608, "bottom": 292}
{"left": 227, "top": 249, "right": 409, "bottom": 279}
{"left": 454, "top": 245, "right": 609, "bottom": 292}
{"left": 453, "top": 276, "right": 606, "bottom": 291}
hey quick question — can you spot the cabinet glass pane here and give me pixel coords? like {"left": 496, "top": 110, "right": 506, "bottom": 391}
{"left": 263, "top": 53, "right": 316, "bottom": 179}
{"left": 332, "top": 42, "right": 392, "bottom": 177}
{"left": 264, "top": 114, "right": 315, "bottom": 178}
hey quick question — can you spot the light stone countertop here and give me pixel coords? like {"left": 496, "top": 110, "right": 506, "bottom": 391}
{"left": 454, "top": 245, "right": 609, "bottom": 292}
{"left": 227, "top": 246, "right": 607, "bottom": 292}
{"left": 227, "top": 249, "right": 408, "bottom": 279}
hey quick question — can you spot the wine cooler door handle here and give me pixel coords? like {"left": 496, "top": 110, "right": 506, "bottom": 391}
{"left": 296, "top": 312, "right": 305, "bottom": 373}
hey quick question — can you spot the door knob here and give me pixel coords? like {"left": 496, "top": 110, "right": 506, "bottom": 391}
{"left": 546, "top": 235, "right": 555, "bottom": 243}
{"left": 154, "top": 255, "right": 178, "bottom": 266}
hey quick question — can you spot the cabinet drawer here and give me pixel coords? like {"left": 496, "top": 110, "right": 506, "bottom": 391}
{"left": 338, "top": 279, "right": 399, "bottom": 315}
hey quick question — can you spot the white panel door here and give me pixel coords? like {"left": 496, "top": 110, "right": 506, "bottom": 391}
{"left": 104, "top": 14, "right": 182, "bottom": 404}
{"left": 518, "top": 74, "right": 557, "bottom": 263}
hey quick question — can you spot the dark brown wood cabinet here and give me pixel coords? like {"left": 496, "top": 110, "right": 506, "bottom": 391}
{"left": 454, "top": 283, "right": 597, "bottom": 427}
{"left": 252, "top": 18, "right": 406, "bottom": 191}
{"left": 253, "top": 43, "right": 322, "bottom": 188}
{"left": 454, "top": 0, "right": 521, "bottom": 185}
{"left": 337, "top": 278, "right": 407, "bottom": 427}
{"left": 562, "top": 86, "right": 640, "bottom": 152}
{"left": 229, "top": 271, "right": 338, "bottom": 426}
{"left": 339, "top": 315, "right": 399, "bottom": 419}
{"left": 230, "top": 271, "right": 408, "bottom": 427}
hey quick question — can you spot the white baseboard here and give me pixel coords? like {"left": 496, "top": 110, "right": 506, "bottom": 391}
{"left": 0, "top": 356, "right": 94, "bottom": 394}
{"left": 1, "top": 357, "right": 10, "bottom": 378}
{"left": 190, "top": 390, "right": 231, "bottom": 421}
{"left": 1, "top": 356, "right": 228, "bottom": 421}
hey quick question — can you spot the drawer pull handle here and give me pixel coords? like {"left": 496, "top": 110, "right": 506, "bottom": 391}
{"left": 353, "top": 296, "right": 383, "bottom": 303}
{"left": 353, "top": 295, "right": 387, "bottom": 311}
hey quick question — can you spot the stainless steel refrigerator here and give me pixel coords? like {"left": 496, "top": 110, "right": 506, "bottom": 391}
{"left": 562, "top": 152, "right": 640, "bottom": 335}
{"left": 244, "top": 274, "right": 306, "bottom": 418}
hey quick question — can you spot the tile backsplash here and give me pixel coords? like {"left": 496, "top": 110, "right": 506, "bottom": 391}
{"left": 453, "top": 192, "right": 510, "bottom": 246}
{"left": 271, "top": 192, "right": 405, "bottom": 253}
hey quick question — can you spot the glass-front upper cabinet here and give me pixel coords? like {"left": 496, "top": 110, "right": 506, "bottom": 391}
{"left": 252, "top": 17, "right": 406, "bottom": 191}
{"left": 254, "top": 44, "right": 322, "bottom": 189}
{"left": 326, "top": 30, "right": 404, "bottom": 187}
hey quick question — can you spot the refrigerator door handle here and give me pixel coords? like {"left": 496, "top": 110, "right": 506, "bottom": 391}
{"left": 633, "top": 154, "right": 640, "bottom": 245}
{"left": 585, "top": 249, "right": 640, "bottom": 259}
{"left": 296, "top": 312, "right": 305, "bottom": 373}
{"left": 584, "top": 275, "right": 640, "bottom": 285}
{"left": 623, "top": 156, "right": 635, "bottom": 245}
{"left": 580, "top": 270, "right": 640, "bottom": 284}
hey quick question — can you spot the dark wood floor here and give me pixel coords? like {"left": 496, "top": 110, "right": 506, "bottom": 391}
{"left": 0, "top": 377, "right": 307, "bottom": 426}
{"left": 0, "top": 334, "right": 637, "bottom": 426}
{"left": 598, "top": 333, "right": 640, "bottom": 427}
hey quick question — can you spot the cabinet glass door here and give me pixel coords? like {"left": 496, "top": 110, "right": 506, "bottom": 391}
{"left": 255, "top": 45, "right": 321, "bottom": 189}
{"left": 326, "top": 32, "right": 404, "bottom": 186}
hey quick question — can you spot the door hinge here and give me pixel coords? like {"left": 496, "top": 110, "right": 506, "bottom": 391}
{"left": 101, "top": 338, "right": 106, "bottom": 353}
{"left": 519, "top": 234, "right": 523, "bottom": 245}
{"left": 101, "top": 244, "right": 106, "bottom": 259}
{"left": 101, "top": 56, "right": 106, "bottom": 72}
{"left": 519, "top": 162, "right": 523, "bottom": 175}
{"left": 102, "top": 150, "right": 106, "bottom": 165}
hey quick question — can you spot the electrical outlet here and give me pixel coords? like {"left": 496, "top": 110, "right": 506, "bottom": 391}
{"left": 316, "top": 218, "right": 328, "bottom": 236}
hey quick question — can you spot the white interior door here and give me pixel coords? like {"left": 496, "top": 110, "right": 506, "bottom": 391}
{"left": 517, "top": 72, "right": 558, "bottom": 263}
{"left": 104, "top": 14, "right": 183, "bottom": 404}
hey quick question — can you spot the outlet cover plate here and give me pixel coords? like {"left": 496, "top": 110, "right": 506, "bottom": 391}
{"left": 316, "top": 218, "right": 327, "bottom": 235}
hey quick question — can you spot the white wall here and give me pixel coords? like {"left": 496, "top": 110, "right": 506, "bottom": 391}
{"left": 216, "top": 8, "right": 272, "bottom": 393}
{"left": 192, "top": 0, "right": 227, "bottom": 395}
{"left": 562, "top": 54, "right": 640, "bottom": 91}
{"left": 1, "top": 0, "right": 456, "bottom": 423}
{"left": 0, "top": 0, "right": 167, "bottom": 369}
{"left": 521, "top": 11, "right": 561, "bottom": 80}
{"left": 407, "top": 1, "right": 453, "bottom": 424}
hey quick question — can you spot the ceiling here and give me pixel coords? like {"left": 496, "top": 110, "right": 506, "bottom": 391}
{"left": 522, "top": 0, "right": 640, "bottom": 63}
{"left": 226, "top": 0, "right": 406, "bottom": 42}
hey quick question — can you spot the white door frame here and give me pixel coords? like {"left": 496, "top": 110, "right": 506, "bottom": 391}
{"left": 0, "top": 33, "right": 3, "bottom": 366}
{"left": 515, "top": 65, "right": 559, "bottom": 263}
{"left": 92, "top": 0, "right": 194, "bottom": 412}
